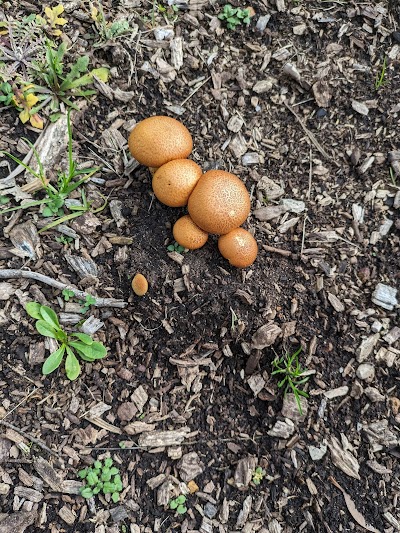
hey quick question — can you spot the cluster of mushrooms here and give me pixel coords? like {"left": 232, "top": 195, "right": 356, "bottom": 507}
{"left": 128, "top": 116, "right": 258, "bottom": 269}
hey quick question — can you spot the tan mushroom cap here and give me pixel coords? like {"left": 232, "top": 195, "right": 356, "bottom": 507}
{"left": 132, "top": 273, "right": 148, "bottom": 296}
{"left": 152, "top": 159, "right": 203, "bottom": 207}
{"left": 173, "top": 215, "right": 208, "bottom": 250}
{"left": 218, "top": 228, "right": 258, "bottom": 268}
{"left": 187, "top": 170, "right": 251, "bottom": 234}
{"left": 128, "top": 116, "right": 193, "bottom": 168}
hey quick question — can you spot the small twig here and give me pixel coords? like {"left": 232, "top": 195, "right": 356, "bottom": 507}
{"left": 307, "top": 147, "right": 312, "bottom": 200}
{"left": 0, "top": 419, "right": 61, "bottom": 460}
{"left": 262, "top": 244, "right": 292, "bottom": 257}
{"left": 283, "top": 100, "right": 332, "bottom": 161}
{"left": 180, "top": 76, "right": 211, "bottom": 106}
{"left": 0, "top": 387, "right": 39, "bottom": 422}
{"left": 300, "top": 215, "right": 309, "bottom": 257}
{"left": 0, "top": 269, "right": 128, "bottom": 308}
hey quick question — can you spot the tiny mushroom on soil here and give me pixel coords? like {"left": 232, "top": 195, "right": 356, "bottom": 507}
{"left": 132, "top": 273, "right": 148, "bottom": 296}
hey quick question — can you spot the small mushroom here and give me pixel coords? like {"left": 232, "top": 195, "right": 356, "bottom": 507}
{"left": 132, "top": 273, "right": 148, "bottom": 296}
{"left": 218, "top": 228, "right": 258, "bottom": 268}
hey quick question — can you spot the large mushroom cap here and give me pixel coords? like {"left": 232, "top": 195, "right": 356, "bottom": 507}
{"left": 128, "top": 116, "right": 193, "bottom": 168}
{"left": 188, "top": 170, "right": 251, "bottom": 234}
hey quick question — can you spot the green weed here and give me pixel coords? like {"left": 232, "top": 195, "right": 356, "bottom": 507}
{"left": 252, "top": 466, "right": 266, "bottom": 485}
{"left": 169, "top": 494, "right": 187, "bottom": 515}
{"left": 375, "top": 57, "right": 387, "bottom": 90}
{"left": 0, "top": 110, "right": 103, "bottom": 230}
{"left": 78, "top": 457, "right": 122, "bottom": 502}
{"left": 26, "top": 302, "right": 107, "bottom": 380}
{"left": 167, "top": 241, "right": 186, "bottom": 253}
{"left": 271, "top": 347, "right": 309, "bottom": 414}
{"left": 218, "top": 5, "right": 251, "bottom": 30}
{"left": 89, "top": 1, "right": 131, "bottom": 45}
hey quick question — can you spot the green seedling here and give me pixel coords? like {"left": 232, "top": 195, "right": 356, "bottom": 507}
{"left": 30, "top": 40, "right": 109, "bottom": 120}
{"left": 89, "top": 1, "right": 131, "bottom": 45}
{"left": 389, "top": 167, "right": 397, "bottom": 186}
{"left": 78, "top": 457, "right": 123, "bottom": 503}
{"left": 230, "top": 307, "right": 238, "bottom": 332}
{"left": 167, "top": 241, "right": 186, "bottom": 253}
{"left": 157, "top": 2, "right": 179, "bottom": 23}
{"left": 169, "top": 494, "right": 187, "bottom": 515}
{"left": 0, "top": 110, "right": 103, "bottom": 230}
{"left": 0, "top": 81, "right": 13, "bottom": 105}
{"left": 271, "top": 347, "right": 309, "bottom": 414}
{"left": 26, "top": 302, "right": 107, "bottom": 380}
{"left": 375, "top": 57, "right": 387, "bottom": 90}
{"left": 0, "top": 195, "right": 10, "bottom": 205}
{"left": 56, "top": 235, "right": 74, "bottom": 245}
{"left": 79, "top": 294, "right": 97, "bottom": 314}
{"left": 252, "top": 466, "right": 266, "bottom": 485}
{"left": 218, "top": 4, "right": 251, "bottom": 30}
{"left": 62, "top": 288, "right": 75, "bottom": 301}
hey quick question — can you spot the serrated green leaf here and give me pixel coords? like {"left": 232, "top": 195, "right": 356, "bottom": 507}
{"left": 42, "top": 345, "right": 65, "bottom": 375}
{"left": 111, "top": 491, "right": 120, "bottom": 503}
{"left": 94, "top": 461, "right": 102, "bottom": 469}
{"left": 104, "top": 458, "right": 113, "bottom": 468}
{"left": 25, "top": 302, "right": 42, "bottom": 319}
{"left": 78, "top": 469, "right": 87, "bottom": 479}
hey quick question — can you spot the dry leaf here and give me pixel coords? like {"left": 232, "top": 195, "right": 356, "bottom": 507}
{"left": 329, "top": 477, "right": 381, "bottom": 533}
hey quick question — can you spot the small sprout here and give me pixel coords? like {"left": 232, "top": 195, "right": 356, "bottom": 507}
{"left": 375, "top": 57, "right": 387, "bottom": 91}
{"left": 62, "top": 288, "right": 75, "bottom": 301}
{"left": 56, "top": 235, "right": 73, "bottom": 245}
{"left": 230, "top": 307, "right": 238, "bottom": 332}
{"left": 79, "top": 294, "right": 97, "bottom": 314}
{"left": 167, "top": 241, "right": 186, "bottom": 253}
{"left": 169, "top": 494, "right": 187, "bottom": 515}
{"left": 252, "top": 466, "right": 266, "bottom": 485}
{"left": 218, "top": 4, "right": 252, "bottom": 30}
{"left": 271, "top": 347, "right": 309, "bottom": 414}
{"left": 79, "top": 458, "right": 123, "bottom": 503}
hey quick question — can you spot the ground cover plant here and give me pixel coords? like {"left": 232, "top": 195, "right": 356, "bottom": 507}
{"left": 0, "top": 0, "right": 399, "bottom": 532}
{"left": 25, "top": 302, "right": 107, "bottom": 380}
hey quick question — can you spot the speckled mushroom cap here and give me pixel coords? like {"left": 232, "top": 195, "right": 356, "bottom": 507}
{"left": 128, "top": 116, "right": 193, "bottom": 168}
{"left": 187, "top": 170, "right": 251, "bottom": 234}
{"left": 218, "top": 228, "right": 258, "bottom": 268}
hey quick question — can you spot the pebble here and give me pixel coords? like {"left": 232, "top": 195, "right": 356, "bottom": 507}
{"left": 256, "top": 15, "right": 271, "bottom": 33}
{"left": 281, "top": 198, "right": 306, "bottom": 213}
{"left": 316, "top": 108, "right": 327, "bottom": 118}
{"left": 372, "top": 283, "right": 398, "bottom": 311}
{"left": 309, "top": 443, "right": 328, "bottom": 461}
{"left": 352, "top": 100, "right": 369, "bottom": 116}
{"left": 356, "top": 363, "right": 375, "bottom": 382}
{"left": 204, "top": 503, "right": 218, "bottom": 519}
{"left": 371, "top": 320, "right": 383, "bottom": 333}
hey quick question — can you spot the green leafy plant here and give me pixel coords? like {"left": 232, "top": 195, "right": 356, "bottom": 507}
{"left": 62, "top": 288, "right": 75, "bottom": 301}
{"left": 0, "top": 22, "right": 44, "bottom": 79}
{"left": 218, "top": 4, "right": 251, "bottom": 30}
{"left": 25, "top": 302, "right": 107, "bottom": 380}
{"left": 56, "top": 235, "right": 74, "bottom": 245}
{"left": 167, "top": 241, "right": 186, "bottom": 253}
{"left": 79, "top": 294, "right": 97, "bottom": 314}
{"left": 271, "top": 347, "right": 309, "bottom": 414}
{"left": 375, "top": 57, "right": 387, "bottom": 90}
{"left": 157, "top": 2, "right": 179, "bottom": 23}
{"left": 0, "top": 110, "right": 103, "bottom": 230}
{"left": 0, "top": 81, "right": 13, "bottom": 105}
{"left": 252, "top": 466, "right": 266, "bottom": 485}
{"left": 169, "top": 494, "right": 187, "bottom": 515}
{"left": 30, "top": 40, "right": 109, "bottom": 120}
{"left": 78, "top": 457, "right": 123, "bottom": 503}
{"left": 89, "top": 1, "right": 131, "bottom": 45}
{"left": 35, "top": 4, "right": 68, "bottom": 38}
